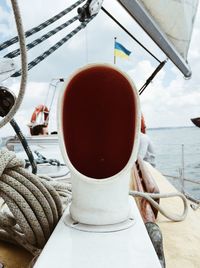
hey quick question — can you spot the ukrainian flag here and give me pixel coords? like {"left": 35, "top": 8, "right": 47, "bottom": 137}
{"left": 114, "top": 41, "right": 131, "bottom": 59}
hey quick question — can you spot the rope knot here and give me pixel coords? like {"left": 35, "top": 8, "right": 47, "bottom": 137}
{"left": 0, "top": 148, "right": 24, "bottom": 177}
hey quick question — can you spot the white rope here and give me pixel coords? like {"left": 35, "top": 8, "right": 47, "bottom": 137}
{"left": 0, "top": 147, "right": 188, "bottom": 261}
{"left": 129, "top": 190, "right": 188, "bottom": 222}
{"left": 0, "top": 0, "right": 27, "bottom": 129}
{"left": 0, "top": 148, "right": 71, "bottom": 256}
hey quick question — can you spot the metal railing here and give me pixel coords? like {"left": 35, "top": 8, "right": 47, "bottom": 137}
{"left": 154, "top": 143, "right": 200, "bottom": 204}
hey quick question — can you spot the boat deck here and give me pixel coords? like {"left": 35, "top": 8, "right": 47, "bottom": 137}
{"left": 34, "top": 198, "right": 161, "bottom": 268}
{"left": 146, "top": 162, "right": 200, "bottom": 268}
{"left": 0, "top": 240, "right": 32, "bottom": 268}
{"left": 0, "top": 199, "right": 32, "bottom": 268}
{"left": 1, "top": 164, "right": 200, "bottom": 267}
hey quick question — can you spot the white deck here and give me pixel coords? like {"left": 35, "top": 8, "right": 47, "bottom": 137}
{"left": 34, "top": 197, "right": 161, "bottom": 268}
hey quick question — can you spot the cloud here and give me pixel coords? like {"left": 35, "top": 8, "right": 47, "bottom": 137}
{"left": 0, "top": 0, "right": 200, "bottom": 138}
{"left": 0, "top": 4, "right": 13, "bottom": 38}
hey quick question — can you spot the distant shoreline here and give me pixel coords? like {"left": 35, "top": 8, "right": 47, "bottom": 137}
{"left": 148, "top": 126, "right": 196, "bottom": 130}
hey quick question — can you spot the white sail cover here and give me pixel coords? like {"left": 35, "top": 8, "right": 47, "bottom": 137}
{"left": 139, "top": 0, "right": 199, "bottom": 60}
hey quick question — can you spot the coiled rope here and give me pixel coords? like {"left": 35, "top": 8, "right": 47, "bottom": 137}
{"left": 0, "top": 149, "right": 71, "bottom": 256}
{"left": 0, "top": 0, "right": 27, "bottom": 129}
{"left": 10, "top": 118, "right": 37, "bottom": 174}
{"left": 0, "top": 146, "right": 188, "bottom": 260}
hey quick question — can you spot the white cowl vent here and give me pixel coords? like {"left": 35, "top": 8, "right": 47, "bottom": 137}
{"left": 58, "top": 64, "right": 140, "bottom": 225}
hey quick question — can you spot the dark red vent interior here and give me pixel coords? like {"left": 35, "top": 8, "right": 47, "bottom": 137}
{"left": 62, "top": 66, "right": 136, "bottom": 179}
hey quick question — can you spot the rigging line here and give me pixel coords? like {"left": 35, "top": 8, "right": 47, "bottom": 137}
{"left": 139, "top": 60, "right": 167, "bottom": 95}
{"left": 11, "top": 18, "right": 94, "bottom": 78}
{"left": 4, "top": 15, "right": 79, "bottom": 59}
{"left": 101, "top": 7, "right": 161, "bottom": 63}
{"left": 9, "top": 118, "right": 37, "bottom": 174}
{"left": 0, "top": 68, "right": 16, "bottom": 76}
{"left": 0, "top": 0, "right": 85, "bottom": 51}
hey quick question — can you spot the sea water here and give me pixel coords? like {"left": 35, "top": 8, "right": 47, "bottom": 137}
{"left": 148, "top": 127, "right": 200, "bottom": 200}
{"left": 1, "top": 127, "right": 200, "bottom": 199}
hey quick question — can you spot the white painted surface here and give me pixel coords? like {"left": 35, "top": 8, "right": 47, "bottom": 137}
{"left": 34, "top": 198, "right": 161, "bottom": 268}
{"left": 57, "top": 64, "right": 141, "bottom": 225}
{"left": 64, "top": 211, "right": 135, "bottom": 233}
{"left": 69, "top": 169, "right": 132, "bottom": 225}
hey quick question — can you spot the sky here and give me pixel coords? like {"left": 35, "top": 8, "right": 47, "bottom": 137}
{"left": 0, "top": 0, "right": 200, "bottom": 137}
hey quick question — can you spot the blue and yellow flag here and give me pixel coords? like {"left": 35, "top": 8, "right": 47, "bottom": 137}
{"left": 114, "top": 41, "right": 131, "bottom": 59}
